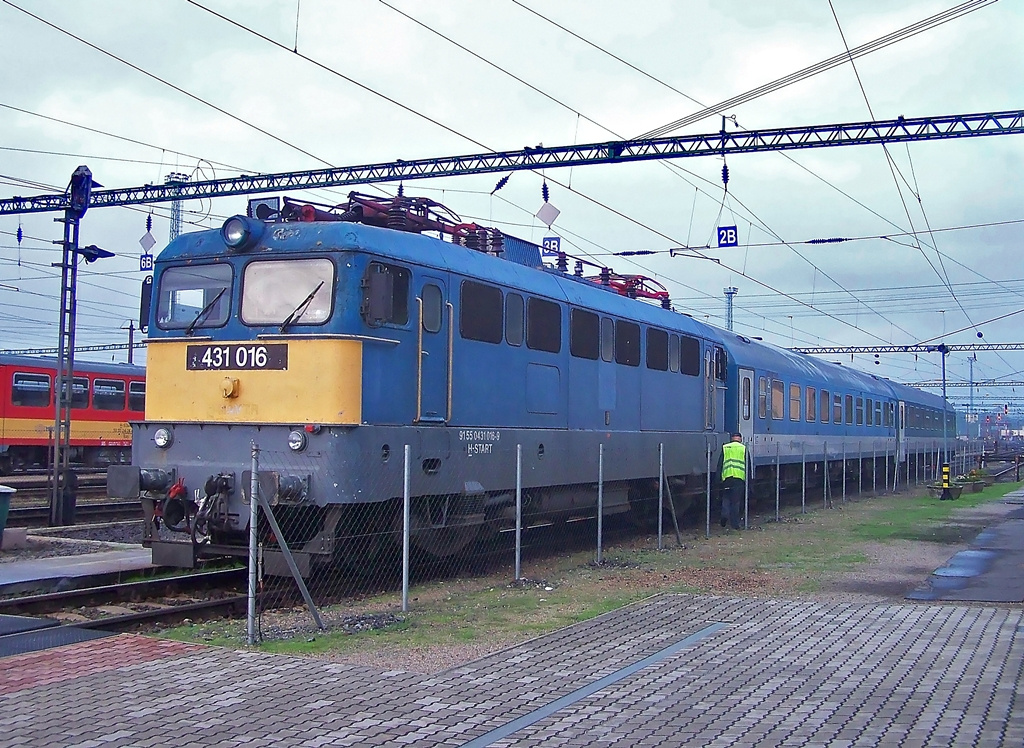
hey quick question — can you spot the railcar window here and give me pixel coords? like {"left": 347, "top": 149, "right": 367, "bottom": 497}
{"left": 758, "top": 377, "right": 767, "bottom": 418}
{"left": 527, "top": 297, "right": 562, "bottom": 353}
{"left": 129, "top": 381, "right": 146, "bottom": 412}
{"left": 680, "top": 335, "right": 700, "bottom": 376}
{"left": 614, "top": 320, "right": 640, "bottom": 366}
{"left": 460, "top": 281, "right": 504, "bottom": 344}
{"left": 505, "top": 293, "right": 524, "bottom": 346}
{"left": 771, "top": 380, "right": 785, "bottom": 420}
{"left": 421, "top": 284, "right": 443, "bottom": 333}
{"left": 56, "top": 377, "right": 89, "bottom": 410}
{"left": 242, "top": 258, "right": 334, "bottom": 327}
{"left": 94, "top": 379, "right": 126, "bottom": 411}
{"left": 834, "top": 394, "right": 842, "bottom": 423}
{"left": 600, "top": 317, "right": 614, "bottom": 362}
{"left": 157, "top": 263, "right": 233, "bottom": 330}
{"left": 361, "top": 262, "right": 410, "bottom": 327}
{"left": 806, "top": 386, "right": 816, "bottom": 422}
{"left": 11, "top": 372, "right": 50, "bottom": 407}
{"left": 876, "top": 401, "right": 883, "bottom": 427}
{"left": 856, "top": 397, "right": 864, "bottom": 426}
{"left": 820, "top": 389, "right": 830, "bottom": 423}
{"left": 742, "top": 375, "right": 751, "bottom": 420}
{"left": 866, "top": 398, "right": 873, "bottom": 426}
{"left": 714, "top": 347, "right": 727, "bottom": 381}
{"left": 570, "top": 309, "right": 600, "bottom": 360}
{"left": 845, "top": 395, "right": 854, "bottom": 425}
{"left": 668, "top": 334, "right": 680, "bottom": 373}
{"left": 646, "top": 328, "right": 669, "bottom": 371}
{"left": 789, "top": 383, "right": 801, "bottom": 421}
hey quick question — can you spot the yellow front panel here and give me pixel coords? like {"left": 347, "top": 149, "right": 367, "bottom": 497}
{"left": 146, "top": 339, "right": 362, "bottom": 424}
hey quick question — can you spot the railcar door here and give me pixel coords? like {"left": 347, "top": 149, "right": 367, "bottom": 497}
{"left": 897, "top": 400, "right": 906, "bottom": 464}
{"left": 738, "top": 368, "right": 754, "bottom": 443}
{"left": 416, "top": 277, "right": 451, "bottom": 423}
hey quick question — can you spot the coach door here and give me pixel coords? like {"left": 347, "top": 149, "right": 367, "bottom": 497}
{"left": 416, "top": 277, "right": 451, "bottom": 423}
{"left": 738, "top": 368, "right": 754, "bottom": 443}
{"left": 897, "top": 400, "right": 907, "bottom": 464}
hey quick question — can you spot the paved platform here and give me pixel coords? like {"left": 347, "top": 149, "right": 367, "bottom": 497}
{"left": 1, "top": 593, "right": 1022, "bottom": 747}
{"left": 0, "top": 546, "right": 153, "bottom": 595}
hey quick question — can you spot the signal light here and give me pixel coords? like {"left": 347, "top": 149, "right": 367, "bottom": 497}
{"left": 300, "top": 204, "right": 317, "bottom": 222}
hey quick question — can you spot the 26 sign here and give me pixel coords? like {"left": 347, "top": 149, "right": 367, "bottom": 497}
{"left": 717, "top": 225, "right": 738, "bottom": 248}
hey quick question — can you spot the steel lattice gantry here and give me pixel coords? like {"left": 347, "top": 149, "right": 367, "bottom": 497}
{"left": 1, "top": 109, "right": 1023, "bottom": 215}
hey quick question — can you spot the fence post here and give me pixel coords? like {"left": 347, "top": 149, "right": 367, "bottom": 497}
{"left": 704, "top": 442, "right": 711, "bottom": 541}
{"left": 596, "top": 442, "right": 604, "bottom": 565}
{"left": 659, "top": 443, "right": 665, "bottom": 550}
{"left": 801, "top": 442, "right": 806, "bottom": 514}
{"left": 775, "top": 442, "right": 780, "bottom": 522}
{"left": 842, "top": 442, "right": 846, "bottom": 503}
{"left": 743, "top": 448, "right": 750, "bottom": 530}
{"left": 859, "top": 441, "right": 863, "bottom": 495}
{"left": 402, "top": 444, "right": 411, "bottom": 613}
{"left": 515, "top": 443, "right": 522, "bottom": 581}
{"left": 872, "top": 445, "right": 877, "bottom": 494}
{"left": 823, "top": 441, "right": 829, "bottom": 509}
{"left": 247, "top": 442, "right": 260, "bottom": 646}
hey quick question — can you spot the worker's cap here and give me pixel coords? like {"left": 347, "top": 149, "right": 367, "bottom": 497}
{"left": 731, "top": 432, "right": 743, "bottom": 439}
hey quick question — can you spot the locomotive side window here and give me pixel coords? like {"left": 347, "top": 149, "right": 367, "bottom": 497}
{"left": 600, "top": 317, "right": 614, "bottom": 362}
{"left": 421, "top": 284, "right": 443, "bottom": 333}
{"left": 157, "top": 263, "right": 233, "bottom": 330}
{"left": 242, "top": 258, "right": 334, "bottom": 327}
{"left": 646, "top": 328, "right": 668, "bottom": 371}
{"left": 505, "top": 293, "right": 524, "bottom": 346}
{"left": 11, "top": 373, "right": 50, "bottom": 407}
{"left": 680, "top": 335, "right": 700, "bottom": 376}
{"left": 526, "top": 297, "right": 561, "bottom": 353}
{"left": 845, "top": 395, "right": 854, "bottom": 425}
{"left": 789, "top": 383, "right": 801, "bottom": 421}
{"left": 820, "top": 389, "right": 830, "bottom": 423}
{"left": 806, "top": 386, "right": 816, "bottom": 422}
{"left": 833, "top": 394, "right": 842, "bottom": 423}
{"left": 668, "top": 334, "right": 680, "bottom": 372}
{"left": 570, "top": 309, "right": 600, "bottom": 360}
{"left": 771, "top": 380, "right": 784, "bottom": 419}
{"left": 93, "top": 379, "right": 126, "bottom": 411}
{"left": 866, "top": 398, "right": 873, "bottom": 426}
{"left": 460, "top": 281, "right": 503, "bottom": 344}
{"left": 758, "top": 377, "right": 767, "bottom": 418}
{"left": 129, "top": 381, "right": 146, "bottom": 412}
{"left": 614, "top": 320, "right": 640, "bottom": 366}
{"left": 361, "top": 262, "right": 410, "bottom": 327}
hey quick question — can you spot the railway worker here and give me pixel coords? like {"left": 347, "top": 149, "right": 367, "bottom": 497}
{"left": 718, "top": 432, "right": 746, "bottom": 531}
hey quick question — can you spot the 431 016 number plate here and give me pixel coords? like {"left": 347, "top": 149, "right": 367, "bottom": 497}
{"left": 186, "top": 343, "right": 288, "bottom": 371}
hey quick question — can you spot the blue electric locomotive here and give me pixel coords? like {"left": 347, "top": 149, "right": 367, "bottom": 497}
{"left": 109, "top": 193, "right": 954, "bottom": 573}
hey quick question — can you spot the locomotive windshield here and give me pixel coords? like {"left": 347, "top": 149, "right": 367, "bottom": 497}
{"left": 157, "top": 264, "right": 232, "bottom": 331}
{"left": 241, "top": 258, "right": 334, "bottom": 327}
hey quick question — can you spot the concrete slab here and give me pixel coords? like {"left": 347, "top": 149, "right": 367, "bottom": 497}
{"left": 0, "top": 594, "right": 1021, "bottom": 747}
{"left": 0, "top": 547, "right": 154, "bottom": 595}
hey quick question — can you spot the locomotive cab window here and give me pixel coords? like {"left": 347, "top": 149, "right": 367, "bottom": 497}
{"left": 570, "top": 309, "right": 600, "bottom": 360}
{"left": 460, "top": 281, "right": 503, "bottom": 343}
{"left": 361, "top": 262, "right": 410, "bottom": 327}
{"left": 129, "top": 381, "right": 146, "bottom": 412}
{"left": 614, "top": 320, "right": 640, "bottom": 366}
{"left": 646, "top": 328, "right": 668, "bottom": 371}
{"left": 526, "top": 297, "right": 561, "bottom": 353}
{"left": 93, "top": 379, "right": 126, "bottom": 411}
{"left": 157, "top": 263, "right": 233, "bottom": 330}
{"left": 714, "top": 346, "right": 727, "bottom": 381}
{"left": 680, "top": 335, "right": 700, "bottom": 376}
{"left": 505, "top": 293, "right": 524, "bottom": 346}
{"left": 11, "top": 372, "right": 50, "bottom": 407}
{"left": 242, "top": 258, "right": 334, "bottom": 327}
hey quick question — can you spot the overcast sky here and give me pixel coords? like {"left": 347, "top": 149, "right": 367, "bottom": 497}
{"left": 1, "top": 0, "right": 1022, "bottom": 414}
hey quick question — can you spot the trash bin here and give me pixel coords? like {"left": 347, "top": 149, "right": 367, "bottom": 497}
{"left": 0, "top": 485, "right": 15, "bottom": 550}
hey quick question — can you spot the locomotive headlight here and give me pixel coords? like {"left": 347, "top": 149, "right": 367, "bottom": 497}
{"left": 153, "top": 427, "right": 174, "bottom": 449}
{"left": 287, "top": 429, "right": 307, "bottom": 452}
{"left": 221, "top": 215, "right": 264, "bottom": 252}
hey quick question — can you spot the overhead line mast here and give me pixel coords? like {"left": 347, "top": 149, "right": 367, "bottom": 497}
{"left": 1, "top": 109, "right": 1022, "bottom": 215}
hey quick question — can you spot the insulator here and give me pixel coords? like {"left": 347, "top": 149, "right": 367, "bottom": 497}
{"left": 387, "top": 197, "right": 411, "bottom": 229}
{"left": 600, "top": 267, "right": 611, "bottom": 285}
{"left": 574, "top": 260, "right": 583, "bottom": 277}
{"left": 722, "top": 163, "right": 729, "bottom": 185}
{"left": 146, "top": 214, "right": 152, "bottom": 232}
{"left": 661, "top": 298, "right": 671, "bottom": 310}
{"left": 556, "top": 252, "right": 568, "bottom": 273}
{"left": 492, "top": 175, "right": 510, "bottom": 194}
{"left": 542, "top": 181, "right": 550, "bottom": 203}
{"left": 16, "top": 225, "right": 22, "bottom": 244}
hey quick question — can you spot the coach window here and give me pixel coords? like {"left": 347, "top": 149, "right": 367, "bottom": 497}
{"left": 527, "top": 297, "right": 561, "bottom": 353}
{"left": 615, "top": 320, "right": 640, "bottom": 366}
{"left": 876, "top": 400, "right": 883, "bottom": 427}
{"left": 819, "top": 389, "right": 830, "bottom": 423}
{"left": 668, "top": 334, "right": 680, "bottom": 372}
{"left": 421, "top": 284, "right": 443, "bottom": 334}
{"left": 242, "top": 258, "right": 334, "bottom": 327}
{"left": 11, "top": 373, "right": 49, "bottom": 407}
{"left": 771, "top": 379, "right": 785, "bottom": 420}
{"left": 856, "top": 397, "right": 864, "bottom": 426}
{"left": 129, "top": 381, "right": 146, "bottom": 412}
{"left": 806, "top": 386, "right": 816, "bottom": 422}
{"left": 68, "top": 377, "right": 89, "bottom": 409}
{"left": 866, "top": 398, "right": 873, "bottom": 426}
{"left": 680, "top": 334, "right": 700, "bottom": 376}
{"left": 845, "top": 394, "right": 854, "bottom": 425}
{"left": 505, "top": 293, "right": 524, "bottom": 346}
{"left": 833, "top": 394, "right": 842, "bottom": 423}
{"left": 570, "top": 309, "right": 600, "bottom": 360}
{"left": 157, "top": 263, "right": 232, "bottom": 330}
{"left": 758, "top": 376, "right": 767, "bottom": 418}
{"left": 460, "top": 281, "right": 503, "bottom": 344}
{"left": 646, "top": 328, "right": 669, "bottom": 371}
{"left": 93, "top": 379, "right": 126, "bottom": 411}
{"left": 600, "top": 317, "right": 614, "bottom": 362}
{"left": 742, "top": 375, "right": 751, "bottom": 420}
{"left": 789, "top": 383, "right": 801, "bottom": 421}
{"left": 360, "top": 262, "right": 410, "bottom": 327}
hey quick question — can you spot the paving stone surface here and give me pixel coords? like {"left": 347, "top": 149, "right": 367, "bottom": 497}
{"left": 1, "top": 594, "right": 1022, "bottom": 747}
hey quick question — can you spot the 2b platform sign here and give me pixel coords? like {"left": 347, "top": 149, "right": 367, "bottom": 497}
{"left": 717, "top": 225, "right": 739, "bottom": 248}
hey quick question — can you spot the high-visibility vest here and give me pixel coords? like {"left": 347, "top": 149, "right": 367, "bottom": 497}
{"left": 722, "top": 442, "right": 747, "bottom": 481}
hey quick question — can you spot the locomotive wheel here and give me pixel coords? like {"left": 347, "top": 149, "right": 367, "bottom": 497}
{"left": 332, "top": 503, "right": 399, "bottom": 574}
{"left": 408, "top": 496, "right": 484, "bottom": 558}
